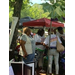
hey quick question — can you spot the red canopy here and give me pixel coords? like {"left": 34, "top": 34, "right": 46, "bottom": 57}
{"left": 23, "top": 18, "right": 64, "bottom": 27}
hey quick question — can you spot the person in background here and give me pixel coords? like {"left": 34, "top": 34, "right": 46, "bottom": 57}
{"left": 54, "top": 27, "right": 65, "bottom": 75}
{"left": 54, "top": 27, "right": 65, "bottom": 47}
{"left": 19, "top": 27, "right": 34, "bottom": 63}
{"left": 44, "top": 28, "right": 62, "bottom": 75}
{"left": 34, "top": 29, "right": 45, "bottom": 71}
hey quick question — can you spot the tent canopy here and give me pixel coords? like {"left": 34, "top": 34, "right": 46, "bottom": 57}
{"left": 23, "top": 18, "right": 64, "bottom": 27}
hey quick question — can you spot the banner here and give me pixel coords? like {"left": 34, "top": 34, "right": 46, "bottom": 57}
{"left": 9, "top": 17, "right": 18, "bottom": 50}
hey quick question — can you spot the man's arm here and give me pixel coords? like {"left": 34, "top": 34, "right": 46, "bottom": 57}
{"left": 36, "top": 42, "right": 43, "bottom": 45}
{"left": 43, "top": 43, "right": 49, "bottom": 49}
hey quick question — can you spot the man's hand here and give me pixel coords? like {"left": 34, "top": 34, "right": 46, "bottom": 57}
{"left": 43, "top": 43, "right": 49, "bottom": 49}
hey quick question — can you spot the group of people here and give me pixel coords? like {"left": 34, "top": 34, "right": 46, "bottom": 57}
{"left": 18, "top": 27, "right": 65, "bottom": 75}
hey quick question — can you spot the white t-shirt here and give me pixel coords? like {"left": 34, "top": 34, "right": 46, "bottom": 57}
{"left": 44, "top": 34, "right": 62, "bottom": 47}
{"left": 19, "top": 34, "right": 32, "bottom": 56}
{"left": 34, "top": 34, "right": 45, "bottom": 50}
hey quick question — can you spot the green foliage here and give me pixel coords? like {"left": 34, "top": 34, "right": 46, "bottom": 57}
{"left": 9, "top": 0, "right": 15, "bottom": 7}
{"left": 9, "top": 3, "right": 50, "bottom": 22}
{"left": 21, "top": 3, "right": 50, "bottom": 19}
{"left": 50, "top": 0, "right": 54, "bottom": 4}
{"left": 21, "top": 0, "right": 30, "bottom": 9}
{"left": 28, "top": 4, "right": 49, "bottom": 19}
{"left": 55, "top": 6, "right": 63, "bottom": 16}
{"left": 9, "top": 12, "right": 13, "bottom": 22}
{"left": 9, "top": 0, "right": 65, "bottom": 22}
{"left": 41, "top": 0, "right": 65, "bottom": 22}
{"left": 54, "top": 0, "right": 65, "bottom": 10}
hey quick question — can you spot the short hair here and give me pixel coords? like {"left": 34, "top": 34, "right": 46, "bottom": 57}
{"left": 57, "top": 27, "right": 63, "bottom": 31}
{"left": 37, "top": 28, "right": 44, "bottom": 35}
{"left": 23, "top": 27, "right": 31, "bottom": 34}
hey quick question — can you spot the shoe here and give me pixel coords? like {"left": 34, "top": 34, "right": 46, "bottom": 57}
{"left": 39, "top": 69, "right": 46, "bottom": 73}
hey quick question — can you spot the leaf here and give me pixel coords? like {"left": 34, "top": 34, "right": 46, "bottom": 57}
{"left": 40, "top": 2, "right": 53, "bottom": 12}
{"left": 55, "top": 6, "right": 63, "bottom": 16}
{"left": 58, "top": 17, "right": 64, "bottom": 22}
{"left": 62, "top": 10, "right": 65, "bottom": 17}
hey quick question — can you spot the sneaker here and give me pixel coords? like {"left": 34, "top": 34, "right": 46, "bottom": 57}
{"left": 39, "top": 69, "right": 46, "bottom": 73}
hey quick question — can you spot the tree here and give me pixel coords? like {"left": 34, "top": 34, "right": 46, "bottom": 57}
{"left": 9, "top": 0, "right": 65, "bottom": 51}
{"left": 41, "top": 0, "right": 65, "bottom": 22}
{"left": 9, "top": 0, "right": 30, "bottom": 60}
{"left": 31, "top": 4, "right": 50, "bottom": 19}
{"left": 9, "top": 3, "right": 50, "bottom": 21}
{"left": 21, "top": 3, "right": 50, "bottom": 19}
{"left": 9, "top": 0, "right": 31, "bottom": 22}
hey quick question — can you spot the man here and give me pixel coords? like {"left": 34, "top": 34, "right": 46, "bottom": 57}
{"left": 34, "top": 29, "right": 45, "bottom": 73}
{"left": 54, "top": 27, "right": 65, "bottom": 75}
{"left": 54, "top": 27, "right": 65, "bottom": 47}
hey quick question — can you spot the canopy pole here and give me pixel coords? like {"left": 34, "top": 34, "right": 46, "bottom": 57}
{"left": 43, "top": 26, "right": 46, "bottom": 37}
{"left": 47, "top": 20, "right": 52, "bottom": 75}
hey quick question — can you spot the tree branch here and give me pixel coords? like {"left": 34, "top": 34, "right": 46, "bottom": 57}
{"left": 9, "top": 0, "right": 16, "bottom": 7}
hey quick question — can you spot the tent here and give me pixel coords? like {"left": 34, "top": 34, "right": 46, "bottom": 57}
{"left": 23, "top": 18, "right": 64, "bottom": 27}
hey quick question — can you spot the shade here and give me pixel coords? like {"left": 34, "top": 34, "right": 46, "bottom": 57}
{"left": 23, "top": 18, "right": 64, "bottom": 27}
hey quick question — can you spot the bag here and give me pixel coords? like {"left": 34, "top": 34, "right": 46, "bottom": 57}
{"left": 56, "top": 39, "right": 65, "bottom": 52}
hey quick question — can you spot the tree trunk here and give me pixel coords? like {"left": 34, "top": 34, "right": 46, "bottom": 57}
{"left": 9, "top": 0, "right": 23, "bottom": 60}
